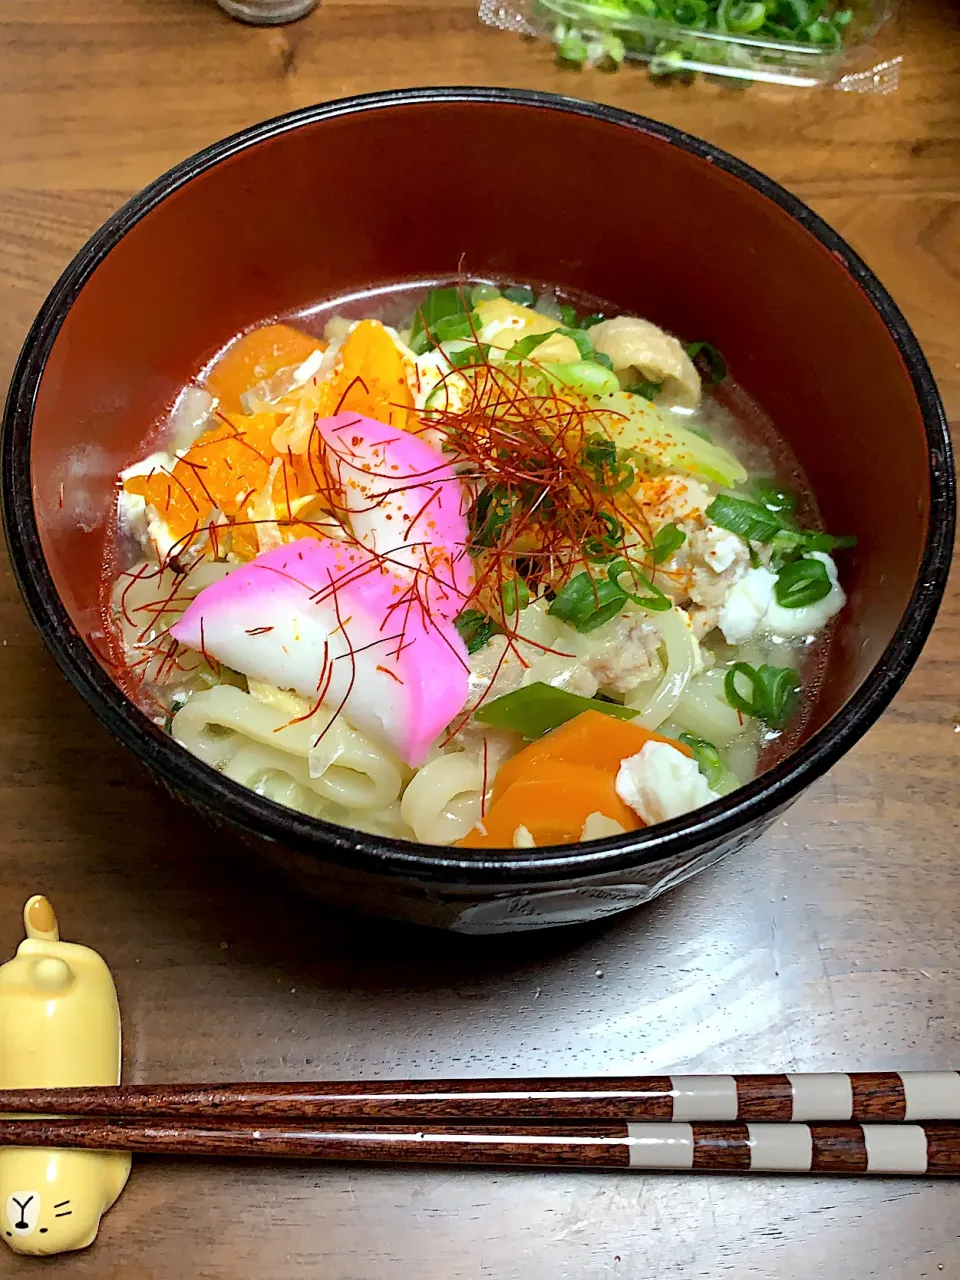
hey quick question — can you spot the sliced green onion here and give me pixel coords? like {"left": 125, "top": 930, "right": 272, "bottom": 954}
{"left": 503, "top": 284, "right": 536, "bottom": 307}
{"left": 562, "top": 327, "right": 598, "bottom": 361}
{"left": 552, "top": 0, "right": 855, "bottom": 70}
{"left": 678, "top": 732, "right": 726, "bottom": 788}
{"left": 599, "top": 510, "right": 623, "bottom": 542}
{"left": 583, "top": 511, "right": 623, "bottom": 562}
{"left": 752, "top": 478, "right": 798, "bottom": 522}
{"left": 607, "top": 558, "right": 673, "bottom": 612}
{"left": 469, "top": 283, "right": 500, "bottom": 307}
{"left": 672, "top": 0, "right": 710, "bottom": 27}
{"left": 548, "top": 571, "right": 628, "bottom": 632}
{"left": 624, "top": 379, "right": 663, "bottom": 399}
{"left": 474, "top": 682, "right": 638, "bottom": 740}
{"left": 649, "top": 48, "right": 686, "bottom": 76}
{"left": 448, "top": 343, "right": 491, "bottom": 368}
{"left": 723, "top": 662, "right": 800, "bottom": 730}
{"left": 774, "top": 557, "right": 832, "bottom": 608}
{"left": 705, "top": 494, "right": 783, "bottom": 543}
{"left": 434, "top": 311, "right": 478, "bottom": 344}
{"left": 802, "top": 15, "right": 842, "bottom": 46}
{"left": 710, "top": 490, "right": 856, "bottom": 563}
{"left": 771, "top": 528, "right": 857, "bottom": 560}
{"left": 505, "top": 331, "right": 553, "bottom": 361}
{"left": 455, "top": 609, "right": 499, "bottom": 655}
{"left": 581, "top": 436, "right": 635, "bottom": 495}
{"left": 582, "top": 434, "right": 618, "bottom": 480}
{"left": 470, "top": 486, "right": 517, "bottom": 549}
{"left": 578, "top": 313, "right": 605, "bottom": 330}
{"left": 779, "top": 0, "right": 811, "bottom": 26}
{"left": 559, "top": 303, "right": 578, "bottom": 327}
{"left": 409, "top": 287, "right": 470, "bottom": 354}
{"left": 534, "top": 293, "right": 564, "bottom": 322}
{"left": 540, "top": 360, "right": 621, "bottom": 397}
{"left": 501, "top": 578, "right": 532, "bottom": 616}
{"left": 651, "top": 522, "right": 686, "bottom": 564}
{"left": 556, "top": 26, "right": 589, "bottom": 63}
{"left": 721, "top": 0, "right": 766, "bottom": 32}
{"left": 685, "top": 340, "right": 727, "bottom": 385}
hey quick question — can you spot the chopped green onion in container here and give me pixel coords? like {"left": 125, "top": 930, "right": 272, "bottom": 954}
{"left": 480, "top": 0, "right": 897, "bottom": 89}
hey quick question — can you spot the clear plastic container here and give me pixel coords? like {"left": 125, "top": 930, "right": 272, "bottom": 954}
{"left": 498, "top": 1, "right": 897, "bottom": 87}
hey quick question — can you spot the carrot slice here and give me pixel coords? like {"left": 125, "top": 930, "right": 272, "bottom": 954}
{"left": 205, "top": 323, "right": 326, "bottom": 414}
{"left": 121, "top": 411, "right": 323, "bottom": 561}
{"left": 122, "top": 412, "right": 277, "bottom": 553}
{"left": 330, "top": 319, "right": 414, "bottom": 430}
{"left": 491, "top": 709, "right": 691, "bottom": 804}
{"left": 123, "top": 319, "right": 419, "bottom": 562}
{"left": 457, "top": 760, "right": 638, "bottom": 849}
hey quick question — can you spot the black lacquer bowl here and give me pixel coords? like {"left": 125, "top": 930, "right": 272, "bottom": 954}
{"left": 2, "top": 89, "right": 954, "bottom": 932}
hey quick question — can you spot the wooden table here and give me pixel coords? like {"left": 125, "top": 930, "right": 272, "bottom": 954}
{"left": 1, "top": 1, "right": 959, "bottom": 1275}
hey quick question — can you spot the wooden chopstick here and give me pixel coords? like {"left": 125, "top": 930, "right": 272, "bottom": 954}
{"left": 1, "top": 1071, "right": 958, "bottom": 1124}
{"left": 0, "top": 1117, "right": 957, "bottom": 1176}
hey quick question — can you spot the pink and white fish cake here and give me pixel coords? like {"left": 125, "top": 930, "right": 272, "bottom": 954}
{"left": 314, "top": 412, "right": 473, "bottom": 621}
{"left": 170, "top": 536, "right": 469, "bottom": 767}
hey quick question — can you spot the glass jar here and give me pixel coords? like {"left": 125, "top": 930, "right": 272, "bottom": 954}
{"left": 216, "top": 0, "right": 317, "bottom": 25}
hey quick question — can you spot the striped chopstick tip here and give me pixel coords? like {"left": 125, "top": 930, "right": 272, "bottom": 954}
{"left": 627, "top": 1123, "right": 948, "bottom": 1175}
{"left": 663, "top": 1071, "right": 960, "bottom": 1124}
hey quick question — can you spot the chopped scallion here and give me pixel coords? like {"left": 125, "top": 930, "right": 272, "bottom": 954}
{"left": 409, "top": 287, "right": 471, "bottom": 355}
{"left": 774, "top": 557, "right": 832, "bottom": 608}
{"left": 584, "top": 510, "right": 624, "bottom": 561}
{"left": 705, "top": 494, "right": 783, "bottom": 543}
{"left": 624, "top": 379, "right": 664, "bottom": 399}
{"left": 708, "top": 492, "right": 856, "bottom": 565}
{"left": 501, "top": 578, "right": 532, "bottom": 615}
{"left": 685, "top": 340, "right": 727, "bottom": 385}
{"left": 678, "top": 732, "right": 726, "bottom": 788}
{"left": 470, "top": 486, "right": 517, "bottom": 549}
{"left": 607, "top": 558, "right": 672, "bottom": 612}
{"left": 562, "top": 327, "right": 598, "bottom": 361}
{"left": 723, "top": 662, "right": 800, "bottom": 729}
{"left": 503, "top": 284, "right": 536, "bottom": 307}
{"left": 455, "top": 609, "right": 499, "bottom": 655}
{"left": 752, "top": 478, "right": 798, "bottom": 522}
{"left": 771, "top": 528, "right": 857, "bottom": 559}
{"left": 474, "top": 682, "right": 638, "bottom": 739}
{"left": 505, "top": 331, "right": 554, "bottom": 361}
{"left": 548, "top": 571, "right": 629, "bottom": 632}
{"left": 448, "top": 343, "right": 491, "bottom": 368}
{"left": 651, "top": 522, "right": 686, "bottom": 564}
{"left": 540, "top": 360, "right": 621, "bottom": 397}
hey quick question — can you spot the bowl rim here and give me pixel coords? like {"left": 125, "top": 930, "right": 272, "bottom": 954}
{"left": 2, "top": 86, "right": 955, "bottom": 887}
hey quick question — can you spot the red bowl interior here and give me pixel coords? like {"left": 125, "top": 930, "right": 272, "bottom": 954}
{"left": 6, "top": 92, "right": 951, "bottom": 878}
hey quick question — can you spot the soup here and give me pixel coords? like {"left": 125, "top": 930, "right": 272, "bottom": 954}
{"left": 105, "top": 279, "right": 855, "bottom": 847}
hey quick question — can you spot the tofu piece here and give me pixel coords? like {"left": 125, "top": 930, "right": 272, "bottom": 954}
{"left": 615, "top": 740, "right": 719, "bottom": 825}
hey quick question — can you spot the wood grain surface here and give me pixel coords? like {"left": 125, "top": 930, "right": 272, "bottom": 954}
{"left": 1, "top": 1, "right": 958, "bottom": 1276}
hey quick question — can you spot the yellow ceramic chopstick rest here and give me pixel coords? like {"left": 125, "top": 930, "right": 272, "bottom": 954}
{"left": 0, "top": 896, "right": 130, "bottom": 1255}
